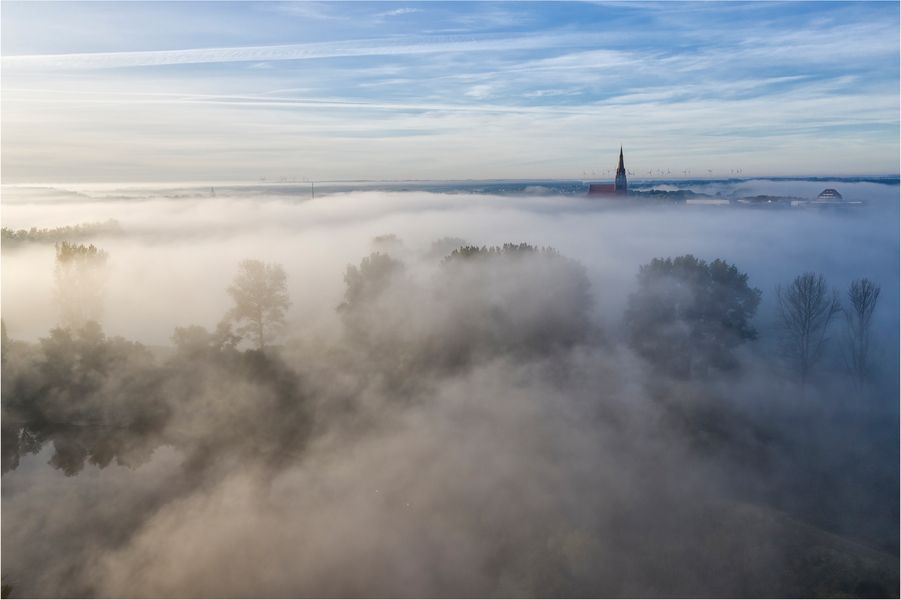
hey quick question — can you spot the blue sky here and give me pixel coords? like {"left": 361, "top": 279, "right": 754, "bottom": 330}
{"left": 2, "top": 1, "right": 898, "bottom": 182}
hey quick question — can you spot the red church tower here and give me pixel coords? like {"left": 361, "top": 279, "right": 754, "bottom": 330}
{"left": 614, "top": 146, "right": 628, "bottom": 193}
{"left": 588, "top": 147, "right": 629, "bottom": 196}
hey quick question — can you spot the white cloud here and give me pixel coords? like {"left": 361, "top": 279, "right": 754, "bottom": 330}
{"left": 464, "top": 84, "right": 497, "bottom": 100}
{"left": 267, "top": 2, "right": 347, "bottom": 21}
{"left": 523, "top": 89, "right": 583, "bottom": 98}
{"left": 375, "top": 7, "right": 421, "bottom": 18}
{"left": 2, "top": 33, "right": 600, "bottom": 71}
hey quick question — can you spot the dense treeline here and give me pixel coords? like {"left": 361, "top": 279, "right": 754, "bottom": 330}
{"left": 1, "top": 236, "right": 896, "bottom": 597}
{"left": 1, "top": 220, "right": 122, "bottom": 247}
{"left": 1, "top": 237, "right": 886, "bottom": 476}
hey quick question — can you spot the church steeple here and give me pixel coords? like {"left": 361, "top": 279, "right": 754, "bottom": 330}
{"left": 614, "top": 146, "right": 628, "bottom": 193}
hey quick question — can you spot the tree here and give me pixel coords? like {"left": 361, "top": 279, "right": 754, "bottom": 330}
{"left": 1, "top": 319, "right": 8, "bottom": 367}
{"left": 172, "top": 321, "right": 240, "bottom": 357}
{"left": 444, "top": 242, "right": 554, "bottom": 261}
{"left": 370, "top": 233, "right": 404, "bottom": 254}
{"left": 775, "top": 272, "right": 841, "bottom": 382}
{"left": 843, "top": 278, "right": 881, "bottom": 386}
{"left": 2, "top": 322, "right": 164, "bottom": 476}
{"left": 426, "top": 237, "right": 469, "bottom": 260}
{"left": 54, "top": 241, "right": 108, "bottom": 329}
{"left": 226, "top": 260, "right": 290, "bottom": 350}
{"left": 439, "top": 243, "right": 593, "bottom": 357}
{"left": 625, "top": 255, "right": 761, "bottom": 378}
{"left": 338, "top": 245, "right": 593, "bottom": 372}
{"left": 338, "top": 252, "right": 404, "bottom": 314}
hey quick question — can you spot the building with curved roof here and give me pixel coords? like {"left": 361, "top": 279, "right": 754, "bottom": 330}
{"left": 816, "top": 188, "right": 843, "bottom": 201}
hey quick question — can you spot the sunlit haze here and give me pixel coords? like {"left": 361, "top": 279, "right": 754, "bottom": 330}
{"left": 1, "top": 2, "right": 899, "bottom": 599}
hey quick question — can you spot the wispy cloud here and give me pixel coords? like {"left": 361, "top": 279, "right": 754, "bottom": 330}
{"left": 266, "top": 2, "right": 347, "bottom": 21}
{"left": 375, "top": 7, "right": 421, "bottom": 19}
{"left": 3, "top": 33, "right": 599, "bottom": 71}
{"left": 1, "top": 1, "right": 897, "bottom": 181}
{"left": 523, "top": 89, "right": 583, "bottom": 98}
{"left": 464, "top": 84, "right": 498, "bottom": 100}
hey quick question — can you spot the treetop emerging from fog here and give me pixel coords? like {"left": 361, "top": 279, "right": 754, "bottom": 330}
{"left": 54, "top": 241, "right": 109, "bottom": 331}
{"left": 627, "top": 255, "right": 761, "bottom": 378}
{"left": 1, "top": 176, "right": 897, "bottom": 599}
{"left": 226, "top": 260, "right": 290, "bottom": 350}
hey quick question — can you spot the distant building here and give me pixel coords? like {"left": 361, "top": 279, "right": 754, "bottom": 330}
{"left": 588, "top": 147, "right": 628, "bottom": 196}
{"left": 588, "top": 183, "right": 615, "bottom": 195}
{"left": 793, "top": 188, "right": 862, "bottom": 209}
{"left": 614, "top": 146, "right": 628, "bottom": 193}
{"left": 816, "top": 188, "right": 843, "bottom": 201}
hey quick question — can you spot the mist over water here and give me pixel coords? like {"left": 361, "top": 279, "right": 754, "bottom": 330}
{"left": 2, "top": 179, "right": 899, "bottom": 597}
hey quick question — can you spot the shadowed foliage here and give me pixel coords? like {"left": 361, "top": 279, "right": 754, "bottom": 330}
{"left": 2, "top": 220, "right": 122, "bottom": 247}
{"left": 1, "top": 237, "right": 897, "bottom": 599}
{"left": 625, "top": 255, "right": 761, "bottom": 378}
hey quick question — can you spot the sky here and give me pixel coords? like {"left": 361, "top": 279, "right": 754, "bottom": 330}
{"left": 1, "top": 1, "right": 899, "bottom": 182}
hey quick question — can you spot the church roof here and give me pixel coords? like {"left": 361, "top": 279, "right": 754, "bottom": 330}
{"left": 588, "top": 183, "right": 616, "bottom": 195}
{"left": 817, "top": 188, "right": 843, "bottom": 200}
{"left": 588, "top": 147, "right": 628, "bottom": 197}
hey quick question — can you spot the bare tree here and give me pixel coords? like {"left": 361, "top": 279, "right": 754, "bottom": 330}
{"left": 54, "top": 241, "right": 109, "bottom": 330}
{"left": 843, "top": 278, "right": 881, "bottom": 386}
{"left": 775, "top": 272, "right": 841, "bottom": 382}
{"left": 226, "top": 260, "right": 290, "bottom": 350}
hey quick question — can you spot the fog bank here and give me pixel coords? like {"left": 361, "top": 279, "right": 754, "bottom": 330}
{"left": 2, "top": 180, "right": 898, "bottom": 597}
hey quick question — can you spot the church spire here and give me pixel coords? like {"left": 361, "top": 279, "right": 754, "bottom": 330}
{"left": 614, "top": 146, "right": 628, "bottom": 193}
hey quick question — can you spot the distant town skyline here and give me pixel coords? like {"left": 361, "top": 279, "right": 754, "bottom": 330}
{"left": 2, "top": 1, "right": 899, "bottom": 183}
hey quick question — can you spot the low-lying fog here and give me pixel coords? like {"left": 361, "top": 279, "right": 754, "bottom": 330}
{"left": 2, "top": 179, "right": 898, "bottom": 597}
